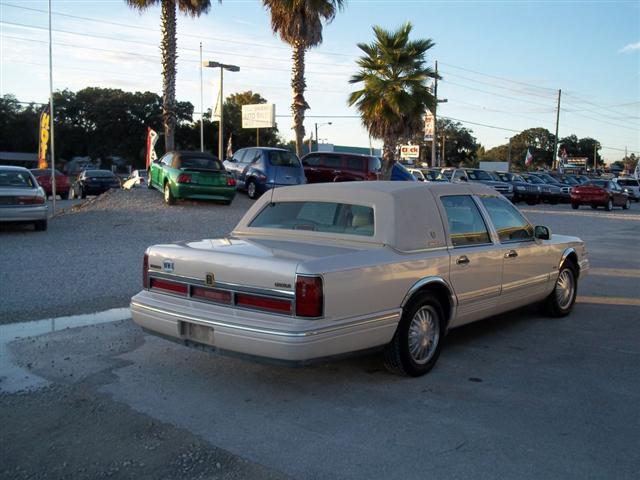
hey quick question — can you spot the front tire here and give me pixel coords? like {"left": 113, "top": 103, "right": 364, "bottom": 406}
{"left": 605, "top": 198, "right": 613, "bottom": 211}
{"left": 623, "top": 199, "right": 630, "bottom": 210}
{"left": 164, "top": 182, "right": 176, "bottom": 205}
{"left": 383, "top": 292, "right": 444, "bottom": 377}
{"left": 542, "top": 262, "right": 577, "bottom": 317}
{"left": 571, "top": 203, "right": 579, "bottom": 210}
{"left": 246, "top": 180, "right": 258, "bottom": 200}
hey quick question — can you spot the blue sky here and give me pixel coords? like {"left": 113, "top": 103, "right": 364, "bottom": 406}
{"left": 1, "top": 0, "right": 638, "bottom": 162}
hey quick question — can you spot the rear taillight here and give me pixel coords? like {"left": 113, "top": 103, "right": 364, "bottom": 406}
{"left": 295, "top": 275, "right": 323, "bottom": 317}
{"left": 226, "top": 176, "right": 236, "bottom": 186}
{"left": 17, "top": 196, "right": 45, "bottom": 205}
{"left": 367, "top": 171, "right": 378, "bottom": 181}
{"left": 143, "top": 253, "right": 149, "bottom": 289}
{"left": 236, "top": 293, "right": 292, "bottom": 314}
{"left": 150, "top": 278, "right": 188, "bottom": 295}
{"left": 177, "top": 173, "right": 192, "bottom": 184}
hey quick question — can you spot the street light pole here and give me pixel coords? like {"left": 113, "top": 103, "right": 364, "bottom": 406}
{"left": 203, "top": 61, "right": 240, "bottom": 160}
{"left": 48, "top": 0, "right": 56, "bottom": 214}
{"left": 199, "top": 42, "right": 204, "bottom": 152}
{"left": 314, "top": 122, "right": 332, "bottom": 151}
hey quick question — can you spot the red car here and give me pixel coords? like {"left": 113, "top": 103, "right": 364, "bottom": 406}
{"left": 571, "top": 179, "right": 630, "bottom": 211}
{"left": 30, "top": 169, "right": 70, "bottom": 199}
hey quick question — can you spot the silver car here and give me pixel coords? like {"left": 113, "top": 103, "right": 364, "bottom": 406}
{"left": 0, "top": 166, "right": 48, "bottom": 231}
{"left": 131, "top": 182, "right": 588, "bottom": 377}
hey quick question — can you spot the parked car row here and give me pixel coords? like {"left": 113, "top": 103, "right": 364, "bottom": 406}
{"left": 0, "top": 166, "right": 48, "bottom": 231}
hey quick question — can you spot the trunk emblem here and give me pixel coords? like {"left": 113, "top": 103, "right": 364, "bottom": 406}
{"left": 206, "top": 273, "right": 215, "bottom": 286}
{"left": 162, "top": 260, "right": 174, "bottom": 273}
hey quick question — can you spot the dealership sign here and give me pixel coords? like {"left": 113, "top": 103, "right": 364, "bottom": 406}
{"left": 424, "top": 112, "right": 434, "bottom": 142}
{"left": 400, "top": 145, "right": 420, "bottom": 159}
{"left": 242, "top": 104, "right": 276, "bottom": 129}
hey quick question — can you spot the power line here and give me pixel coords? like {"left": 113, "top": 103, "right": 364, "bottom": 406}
{"left": 443, "top": 80, "right": 556, "bottom": 109}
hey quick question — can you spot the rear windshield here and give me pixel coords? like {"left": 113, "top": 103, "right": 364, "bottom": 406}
{"left": 0, "top": 171, "right": 36, "bottom": 188}
{"left": 85, "top": 170, "right": 115, "bottom": 177}
{"left": 249, "top": 201, "right": 374, "bottom": 237}
{"left": 268, "top": 150, "right": 300, "bottom": 167}
{"left": 618, "top": 179, "right": 639, "bottom": 186}
{"left": 179, "top": 157, "right": 223, "bottom": 170}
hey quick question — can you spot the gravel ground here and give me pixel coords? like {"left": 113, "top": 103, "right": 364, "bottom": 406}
{"left": 0, "top": 188, "right": 254, "bottom": 324}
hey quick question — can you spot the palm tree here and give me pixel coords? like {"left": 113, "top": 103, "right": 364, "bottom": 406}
{"left": 262, "top": 0, "right": 345, "bottom": 157}
{"left": 125, "top": 0, "right": 214, "bottom": 151}
{"left": 348, "top": 22, "right": 438, "bottom": 179}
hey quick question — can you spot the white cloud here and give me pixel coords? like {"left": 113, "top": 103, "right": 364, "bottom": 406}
{"left": 619, "top": 41, "right": 640, "bottom": 54}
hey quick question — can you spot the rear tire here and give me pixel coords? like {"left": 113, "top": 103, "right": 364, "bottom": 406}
{"left": 542, "top": 261, "right": 577, "bottom": 317}
{"left": 623, "top": 199, "right": 630, "bottom": 210}
{"left": 147, "top": 170, "right": 153, "bottom": 189}
{"left": 80, "top": 187, "right": 86, "bottom": 199}
{"left": 591, "top": 204, "right": 598, "bottom": 209}
{"left": 571, "top": 203, "right": 579, "bottom": 210}
{"left": 383, "top": 292, "right": 444, "bottom": 377}
{"left": 34, "top": 219, "right": 47, "bottom": 231}
{"left": 605, "top": 198, "right": 613, "bottom": 211}
{"left": 164, "top": 182, "right": 176, "bottom": 205}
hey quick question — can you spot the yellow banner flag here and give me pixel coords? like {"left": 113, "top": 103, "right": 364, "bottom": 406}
{"left": 38, "top": 107, "right": 50, "bottom": 169}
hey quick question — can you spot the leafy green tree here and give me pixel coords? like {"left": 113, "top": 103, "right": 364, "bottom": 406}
{"left": 348, "top": 22, "right": 438, "bottom": 179}
{"left": 262, "top": 0, "right": 345, "bottom": 157}
{"left": 435, "top": 119, "right": 479, "bottom": 167}
{"left": 125, "top": 0, "right": 214, "bottom": 151}
{"left": 0, "top": 94, "right": 40, "bottom": 152}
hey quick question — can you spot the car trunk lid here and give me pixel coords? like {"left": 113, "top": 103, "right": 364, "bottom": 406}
{"left": 180, "top": 168, "right": 227, "bottom": 186}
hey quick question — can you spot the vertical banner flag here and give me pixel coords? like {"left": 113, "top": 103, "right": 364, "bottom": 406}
{"left": 634, "top": 161, "right": 640, "bottom": 179}
{"left": 145, "top": 127, "right": 159, "bottom": 169}
{"left": 226, "top": 134, "right": 233, "bottom": 160}
{"left": 424, "top": 111, "right": 434, "bottom": 142}
{"left": 38, "top": 105, "right": 50, "bottom": 169}
{"left": 525, "top": 148, "right": 533, "bottom": 167}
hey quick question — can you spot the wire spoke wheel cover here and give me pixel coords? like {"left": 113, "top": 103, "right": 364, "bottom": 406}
{"left": 407, "top": 305, "right": 440, "bottom": 365}
{"left": 555, "top": 269, "right": 575, "bottom": 311}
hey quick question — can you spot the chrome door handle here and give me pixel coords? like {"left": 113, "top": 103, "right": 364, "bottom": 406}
{"left": 504, "top": 250, "right": 518, "bottom": 258}
{"left": 456, "top": 255, "right": 470, "bottom": 265}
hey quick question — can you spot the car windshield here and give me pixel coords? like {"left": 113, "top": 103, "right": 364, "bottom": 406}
{"left": 537, "top": 174, "right": 559, "bottom": 184}
{"left": 268, "top": 150, "right": 300, "bottom": 167}
{"left": 618, "top": 179, "right": 639, "bottom": 186}
{"left": 466, "top": 170, "right": 493, "bottom": 181}
{"left": 249, "top": 201, "right": 375, "bottom": 237}
{"left": 523, "top": 175, "right": 543, "bottom": 184}
{"left": 85, "top": 170, "right": 114, "bottom": 177}
{"left": 495, "top": 172, "right": 511, "bottom": 182}
{"left": 563, "top": 177, "right": 579, "bottom": 185}
{"left": 179, "top": 157, "right": 223, "bottom": 170}
{"left": 0, "top": 170, "right": 36, "bottom": 188}
{"left": 586, "top": 180, "right": 608, "bottom": 188}
{"left": 441, "top": 170, "right": 453, "bottom": 179}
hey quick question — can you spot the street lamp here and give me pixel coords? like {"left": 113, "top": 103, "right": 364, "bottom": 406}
{"left": 314, "top": 122, "right": 332, "bottom": 151}
{"left": 203, "top": 61, "right": 240, "bottom": 160}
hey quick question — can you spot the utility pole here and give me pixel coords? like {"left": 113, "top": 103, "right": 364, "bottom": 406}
{"left": 552, "top": 89, "right": 561, "bottom": 170}
{"left": 441, "top": 135, "right": 446, "bottom": 166}
{"left": 593, "top": 143, "right": 597, "bottom": 171}
{"left": 48, "top": 0, "right": 56, "bottom": 214}
{"left": 199, "top": 42, "right": 204, "bottom": 152}
{"left": 430, "top": 61, "right": 447, "bottom": 168}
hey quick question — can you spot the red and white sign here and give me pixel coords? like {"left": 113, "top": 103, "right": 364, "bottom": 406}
{"left": 400, "top": 145, "right": 420, "bottom": 159}
{"left": 145, "top": 127, "right": 159, "bottom": 169}
{"left": 424, "top": 112, "right": 434, "bottom": 141}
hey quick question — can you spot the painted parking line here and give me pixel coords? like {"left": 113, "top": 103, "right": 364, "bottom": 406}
{"left": 589, "top": 268, "right": 640, "bottom": 278}
{"left": 520, "top": 209, "right": 640, "bottom": 221}
{"left": 577, "top": 296, "right": 640, "bottom": 307}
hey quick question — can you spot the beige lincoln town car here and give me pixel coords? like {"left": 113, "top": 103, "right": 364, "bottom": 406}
{"left": 131, "top": 181, "right": 588, "bottom": 376}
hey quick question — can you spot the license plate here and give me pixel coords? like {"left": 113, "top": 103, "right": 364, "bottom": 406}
{"left": 179, "top": 321, "right": 215, "bottom": 345}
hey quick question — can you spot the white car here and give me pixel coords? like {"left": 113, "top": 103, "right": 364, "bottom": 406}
{"left": 122, "top": 169, "right": 148, "bottom": 190}
{"left": 0, "top": 166, "right": 48, "bottom": 231}
{"left": 131, "top": 182, "right": 589, "bottom": 376}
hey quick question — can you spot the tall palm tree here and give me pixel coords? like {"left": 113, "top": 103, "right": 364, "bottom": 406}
{"left": 125, "top": 0, "right": 214, "bottom": 151}
{"left": 262, "top": 0, "right": 345, "bottom": 157}
{"left": 348, "top": 22, "right": 438, "bottom": 179}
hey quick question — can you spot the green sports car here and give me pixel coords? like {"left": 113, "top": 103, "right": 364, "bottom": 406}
{"left": 148, "top": 151, "right": 236, "bottom": 205}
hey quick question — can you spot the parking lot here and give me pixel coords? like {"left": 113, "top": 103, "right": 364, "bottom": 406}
{"left": 1, "top": 189, "right": 639, "bottom": 479}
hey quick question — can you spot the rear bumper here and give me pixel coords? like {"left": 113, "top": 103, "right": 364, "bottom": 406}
{"left": 0, "top": 205, "right": 48, "bottom": 222}
{"left": 130, "top": 290, "right": 399, "bottom": 362}
{"left": 173, "top": 184, "right": 236, "bottom": 201}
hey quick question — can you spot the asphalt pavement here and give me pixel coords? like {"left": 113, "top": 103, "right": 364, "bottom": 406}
{"left": 1, "top": 192, "right": 639, "bottom": 479}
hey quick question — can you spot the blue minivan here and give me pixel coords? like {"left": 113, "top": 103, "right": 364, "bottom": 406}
{"left": 224, "top": 147, "right": 306, "bottom": 199}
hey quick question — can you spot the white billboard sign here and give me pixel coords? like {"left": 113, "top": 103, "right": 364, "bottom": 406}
{"left": 400, "top": 145, "right": 420, "bottom": 159}
{"left": 242, "top": 104, "right": 276, "bottom": 129}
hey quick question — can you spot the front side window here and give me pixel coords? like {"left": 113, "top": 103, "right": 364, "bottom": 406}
{"left": 249, "top": 201, "right": 374, "bottom": 237}
{"left": 480, "top": 196, "right": 533, "bottom": 243}
{"left": 441, "top": 195, "right": 491, "bottom": 247}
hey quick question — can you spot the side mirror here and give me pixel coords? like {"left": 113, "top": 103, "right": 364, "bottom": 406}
{"left": 534, "top": 225, "right": 551, "bottom": 240}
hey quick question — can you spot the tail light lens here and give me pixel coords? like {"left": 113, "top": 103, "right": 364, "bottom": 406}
{"left": 177, "top": 173, "right": 192, "bottom": 184}
{"left": 142, "top": 253, "right": 149, "bottom": 289}
{"left": 150, "top": 278, "right": 188, "bottom": 295}
{"left": 226, "top": 176, "right": 236, "bottom": 186}
{"left": 236, "top": 293, "right": 292, "bottom": 314}
{"left": 17, "top": 196, "right": 45, "bottom": 205}
{"left": 295, "top": 275, "right": 323, "bottom": 317}
{"left": 366, "top": 171, "right": 378, "bottom": 181}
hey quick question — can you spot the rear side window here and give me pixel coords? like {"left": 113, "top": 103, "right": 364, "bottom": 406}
{"left": 249, "top": 201, "right": 374, "bottom": 237}
{"left": 480, "top": 196, "right": 533, "bottom": 243}
{"left": 322, "top": 156, "right": 342, "bottom": 168}
{"left": 441, "top": 195, "right": 491, "bottom": 247}
{"left": 345, "top": 156, "right": 365, "bottom": 171}
{"left": 268, "top": 150, "right": 300, "bottom": 167}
